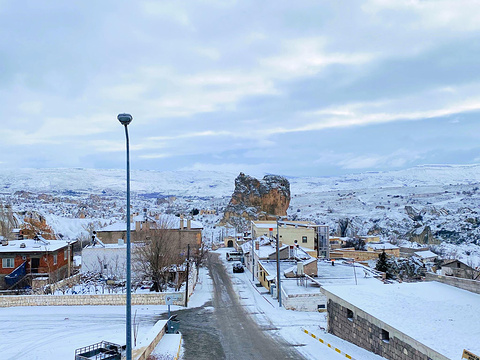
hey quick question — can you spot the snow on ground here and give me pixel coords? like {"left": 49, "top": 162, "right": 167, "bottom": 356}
{"left": 215, "top": 248, "right": 387, "bottom": 360}
{"left": 185, "top": 266, "right": 213, "bottom": 309}
{"left": 151, "top": 334, "right": 183, "bottom": 359}
{"left": 0, "top": 305, "right": 167, "bottom": 360}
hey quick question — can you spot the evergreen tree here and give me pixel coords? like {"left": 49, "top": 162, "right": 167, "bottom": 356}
{"left": 376, "top": 251, "right": 389, "bottom": 273}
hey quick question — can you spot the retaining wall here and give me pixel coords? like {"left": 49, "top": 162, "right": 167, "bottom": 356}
{"left": 0, "top": 292, "right": 185, "bottom": 307}
{"left": 425, "top": 273, "right": 480, "bottom": 294}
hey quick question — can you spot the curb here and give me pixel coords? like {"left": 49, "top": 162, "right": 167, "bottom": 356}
{"left": 174, "top": 336, "right": 182, "bottom": 360}
{"left": 302, "top": 328, "right": 356, "bottom": 360}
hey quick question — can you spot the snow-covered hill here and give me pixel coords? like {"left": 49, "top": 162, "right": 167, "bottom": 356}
{"left": 1, "top": 164, "right": 480, "bottom": 266}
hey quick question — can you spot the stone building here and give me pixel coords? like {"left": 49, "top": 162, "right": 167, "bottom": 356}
{"left": 322, "top": 281, "right": 480, "bottom": 360}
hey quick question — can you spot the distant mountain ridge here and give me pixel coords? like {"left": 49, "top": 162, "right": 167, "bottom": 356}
{"left": 0, "top": 164, "right": 479, "bottom": 198}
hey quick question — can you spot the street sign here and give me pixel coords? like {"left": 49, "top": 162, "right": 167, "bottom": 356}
{"left": 463, "top": 350, "right": 480, "bottom": 360}
{"left": 165, "top": 293, "right": 183, "bottom": 305}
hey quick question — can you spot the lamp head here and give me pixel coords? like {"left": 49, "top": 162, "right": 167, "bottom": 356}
{"left": 117, "top": 113, "right": 133, "bottom": 125}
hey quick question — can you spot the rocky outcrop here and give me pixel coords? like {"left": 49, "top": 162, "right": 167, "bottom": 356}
{"left": 407, "top": 225, "right": 440, "bottom": 245}
{"left": 221, "top": 173, "right": 290, "bottom": 227}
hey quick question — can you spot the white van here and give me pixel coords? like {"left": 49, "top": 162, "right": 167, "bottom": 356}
{"left": 226, "top": 252, "right": 242, "bottom": 261}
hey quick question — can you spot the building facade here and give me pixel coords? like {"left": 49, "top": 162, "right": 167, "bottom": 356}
{"left": 0, "top": 238, "right": 73, "bottom": 289}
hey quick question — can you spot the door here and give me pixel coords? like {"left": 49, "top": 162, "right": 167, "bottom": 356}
{"left": 31, "top": 258, "right": 40, "bottom": 273}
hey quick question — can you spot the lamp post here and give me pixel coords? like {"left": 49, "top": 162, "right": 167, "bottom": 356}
{"left": 118, "top": 113, "right": 133, "bottom": 360}
{"left": 276, "top": 218, "right": 282, "bottom": 307}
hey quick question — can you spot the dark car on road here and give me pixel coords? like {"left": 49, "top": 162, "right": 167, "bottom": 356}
{"left": 233, "top": 262, "right": 244, "bottom": 273}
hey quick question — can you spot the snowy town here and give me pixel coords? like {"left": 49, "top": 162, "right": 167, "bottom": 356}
{"left": 0, "top": 167, "right": 479, "bottom": 360}
{"left": 2, "top": 2, "right": 480, "bottom": 360}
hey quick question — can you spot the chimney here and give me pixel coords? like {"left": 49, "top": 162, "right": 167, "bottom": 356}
{"left": 180, "top": 216, "right": 184, "bottom": 230}
{"left": 136, "top": 221, "right": 141, "bottom": 232}
{"left": 187, "top": 219, "right": 191, "bottom": 230}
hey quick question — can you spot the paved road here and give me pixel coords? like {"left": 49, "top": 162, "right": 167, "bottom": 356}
{"left": 171, "top": 253, "right": 305, "bottom": 360}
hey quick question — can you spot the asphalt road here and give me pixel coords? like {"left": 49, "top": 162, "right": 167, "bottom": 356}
{"left": 171, "top": 253, "right": 305, "bottom": 360}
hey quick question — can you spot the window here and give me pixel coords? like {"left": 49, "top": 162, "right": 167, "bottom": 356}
{"left": 302, "top": 236, "right": 308, "bottom": 243}
{"left": 64, "top": 250, "right": 67, "bottom": 261}
{"left": 381, "top": 329, "right": 390, "bottom": 343}
{"left": 2, "top": 258, "right": 14, "bottom": 268}
{"left": 347, "top": 308, "right": 354, "bottom": 321}
{"left": 317, "top": 304, "right": 326, "bottom": 310}
{"left": 53, "top": 254, "right": 58, "bottom": 265}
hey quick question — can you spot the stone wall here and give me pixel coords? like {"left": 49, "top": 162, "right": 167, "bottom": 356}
{"left": 425, "top": 273, "right": 480, "bottom": 294}
{"left": 32, "top": 273, "right": 82, "bottom": 293}
{"left": 326, "top": 298, "right": 448, "bottom": 360}
{"left": 0, "top": 292, "right": 185, "bottom": 307}
{"left": 0, "top": 263, "right": 197, "bottom": 307}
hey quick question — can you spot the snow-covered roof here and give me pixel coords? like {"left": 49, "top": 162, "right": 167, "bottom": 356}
{"left": 0, "top": 239, "right": 71, "bottom": 253}
{"left": 85, "top": 243, "right": 127, "bottom": 249}
{"left": 99, "top": 215, "right": 203, "bottom": 232}
{"left": 413, "top": 250, "right": 438, "bottom": 259}
{"left": 322, "top": 281, "right": 480, "bottom": 359}
{"left": 100, "top": 221, "right": 134, "bottom": 232}
{"left": 366, "top": 242, "right": 399, "bottom": 251}
{"left": 252, "top": 221, "right": 317, "bottom": 229}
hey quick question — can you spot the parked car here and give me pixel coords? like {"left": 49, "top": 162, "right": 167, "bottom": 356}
{"left": 226, "top": 251, "right": 242, "bottom": 261}
{"left": 233, "top": 262, "right": 244, "bottom": 273}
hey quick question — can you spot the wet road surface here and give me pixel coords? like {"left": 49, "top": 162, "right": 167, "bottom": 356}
{"left": 168, "top": 253, "right": 305, "bottom": 360}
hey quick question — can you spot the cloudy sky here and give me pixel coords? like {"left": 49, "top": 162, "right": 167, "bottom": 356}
{"left": 1, "top": 0, "right": 479, "bottom": 177}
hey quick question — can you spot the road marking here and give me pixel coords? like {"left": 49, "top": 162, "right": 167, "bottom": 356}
{"left": 302, "top": 328, "right": 356, "bottom": 360}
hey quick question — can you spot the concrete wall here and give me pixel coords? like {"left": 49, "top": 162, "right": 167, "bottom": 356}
{"left": 324, "top": 292, "right": 448, "bottom": 360}
{"left": 133, "top": 319, "right": 168, "bottom": 360}
{"left": 81, "top": 246, "right": 127, "bottom": 279}
{"left": 282, "top": 290, "right": 326, "bottom": 312}
{"left": 425, "top": 273, "right": 480, "bottom": 294}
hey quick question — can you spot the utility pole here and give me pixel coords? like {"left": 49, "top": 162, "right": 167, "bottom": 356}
{"left": 185, "top": 244, "right": 190, "bottom": 307}
{"left": 251, "top": 221, "right": 255, "bottom": 282}
{"left": 276, "top": 218, "right": 282, "bottom": 307}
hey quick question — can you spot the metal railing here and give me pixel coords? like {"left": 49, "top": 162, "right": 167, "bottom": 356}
{"left": 74, "top": 341, "right": 124, "bottom": 360}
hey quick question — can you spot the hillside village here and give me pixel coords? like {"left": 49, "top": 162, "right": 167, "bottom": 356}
{"left": 0, "top": 166, "right": 480, "bottom": 360}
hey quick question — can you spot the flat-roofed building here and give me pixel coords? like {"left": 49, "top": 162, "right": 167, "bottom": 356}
{"left": 322, "top": 281, "right": 480, "bottom": 360}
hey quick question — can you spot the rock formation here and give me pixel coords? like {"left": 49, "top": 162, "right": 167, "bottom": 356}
{"left": 221, "top": 173, "right": 291, "bottom": 229}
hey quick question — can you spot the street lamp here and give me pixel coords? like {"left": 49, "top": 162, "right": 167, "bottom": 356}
{"left": 276, "top": 218, "right": 282, "bottom": 307}
{"left": 118, "top": 113, "right": 133, "bottom": 360}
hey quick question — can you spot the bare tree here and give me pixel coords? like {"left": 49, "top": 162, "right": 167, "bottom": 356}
{"left": 0, "top": 203, "right": 16, "bottom": 239}
{"left": 193, "top": 242, "right": 209, "bottom": 279}
{"left": 133, "top": 218, "right": 185, "bottom": 292}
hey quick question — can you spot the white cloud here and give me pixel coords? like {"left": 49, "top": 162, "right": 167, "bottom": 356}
{"left": 18, "top": 101, "right": 43, "bottom": 115}
{"left": 363, "top": 0, "right": 480, "bottom": 32}
{"left": 140, "top": 1, "right": 191, "bottom": 27}
{"left": 181, "top": 162, "right": 270, "bottom": 177}
{"left": 339, "top": 150, "right": 422, "bottom": 170}
{"left": 260, "top": 37, "right": 374, "bottom": 79}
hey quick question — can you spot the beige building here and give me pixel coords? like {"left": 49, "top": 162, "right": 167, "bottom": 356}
{"left": 96, "top": 214, "right": 203, "bottom": 256}
{"left": 330, "top": 243, "right": 400, "bottom": 262}
{"left": 251, "top": 220, "right": 327, "bottom": 256}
